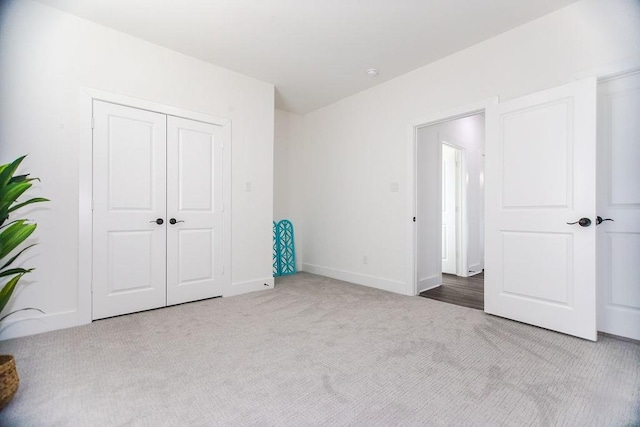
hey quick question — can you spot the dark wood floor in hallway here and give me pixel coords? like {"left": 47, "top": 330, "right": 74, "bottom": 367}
{"left": 419, "top": 272, "right": 484, "bottom": 310}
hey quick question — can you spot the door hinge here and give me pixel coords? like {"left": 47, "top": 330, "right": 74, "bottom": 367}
{"left": 91, "top": 200, "right": 94, "bottom": 210}
{"left": 91, "top": 117, "right": 95, "bottom": 129}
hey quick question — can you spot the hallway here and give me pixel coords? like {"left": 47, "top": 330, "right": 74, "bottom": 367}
{"left": 419, "top": 272, "right": 484, "bottom": 310}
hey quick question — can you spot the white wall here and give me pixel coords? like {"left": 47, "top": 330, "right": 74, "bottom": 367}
{"left": 416, "top": 115, "right": 485, "bottom": 292}
{"left": 274, "top": 109, "right": 304, "bottom": 271}
{"left": 297, "top": 0, "right": 640, "bottom": 295}
{"left": 274, "top": 109, "right": 303, "bottom": 221}
{"left": 0, "top": 0, "right": 274, "bottom": 339}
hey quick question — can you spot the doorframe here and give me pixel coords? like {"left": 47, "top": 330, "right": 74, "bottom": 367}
{"left": 78, "top": 88, "right": 232, "bottom": 324}
{"left": 407, "top": 97, "right": 498, "bottom": 296}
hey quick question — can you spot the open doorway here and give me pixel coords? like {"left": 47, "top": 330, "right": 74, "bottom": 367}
{"left": 415, "top": 113, "right": 485, "bottom": 310}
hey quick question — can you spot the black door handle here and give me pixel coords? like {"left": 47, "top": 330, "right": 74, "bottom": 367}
{"left": 169, "top": 218, "right": 185, "bottom": 225}
{"left": 596, "top": 216, "right": 614, "bottom": 225}
{"left": 567, "top": 217, "right": 591, "bottom": 227}
{"left": 150, "top": 218, "right": 164, "bottom": 225}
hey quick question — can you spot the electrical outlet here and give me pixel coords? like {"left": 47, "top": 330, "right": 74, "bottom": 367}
{"left": 244, "top": 181, "right": 252, "bottom": 192}
{"left": 363, "top": 255, "right": 368, "bottom": 265}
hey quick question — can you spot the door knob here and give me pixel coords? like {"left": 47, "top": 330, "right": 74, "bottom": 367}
{"left": 169, "top": 218, "right": 184, "bottom": 225}
{"left": 567, "top": 217, "right": 591, "bottom": 227}
{"left": 150, "top": 218, "right": 164, "bottom": 225}
{"left": 596, "top": 216, "right": 614, "bottom": 225}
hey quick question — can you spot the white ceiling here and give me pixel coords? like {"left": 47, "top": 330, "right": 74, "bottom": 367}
{"left": 35, "top": 0, "right": 580, "bottom": 114}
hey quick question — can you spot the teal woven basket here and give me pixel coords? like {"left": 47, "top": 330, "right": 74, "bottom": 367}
{"left": 273, "top": 221, "right": 280, "bottom": 277}
{"left": 273, "top": 219, "right": 296, "bottom": 277}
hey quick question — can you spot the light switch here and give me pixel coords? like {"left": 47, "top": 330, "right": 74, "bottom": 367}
{"left": 390, "top": 182, "right": 399, "bottom": 192}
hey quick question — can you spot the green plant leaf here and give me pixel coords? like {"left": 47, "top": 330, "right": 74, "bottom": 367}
{"left": 0, "top": 184, "right": 33, "bottom": 222}
{"left": 9, "top": 174, "right": 38, "bottom": 184}
{"left": 0, "top": 307, "right": 44, "bottom": 322}
{"left": 0, "top": 219, "right": 21, "bottom": 230}
{"left": 0, "top": 220, "right": 36, "bottom": 259}
{"left": 0, "top": 155, "right": 45, "bottom": 322}
{"left": 9, "top": 174, "right": 28, "bottom": 182}
{"left": 0, "top": 268, "right": 33, "bottom": 278}
{"left": 0, "top": 156, "right": 26, "bottom": 189}
{"left": 0, "top": 181, "right": 33, "bottom": 212}
{"left": 1, "top": 243, "right": 36, "bottom": 269}
{"left": 8, "top": 197, "right": 49, "bottom": 213}
{"left": 0, "top": 273, "right": 23, "bottom": 315}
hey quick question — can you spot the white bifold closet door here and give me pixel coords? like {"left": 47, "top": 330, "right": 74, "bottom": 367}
{"left": 92, "top": 101, "right": 223, "bottom": 320}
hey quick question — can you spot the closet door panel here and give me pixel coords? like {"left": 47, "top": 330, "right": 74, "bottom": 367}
{"left": 166, "top": 116, "right": 224, "bottom": 305}
{"left": 92, "top": 101, "right": 167, "bottom": 320}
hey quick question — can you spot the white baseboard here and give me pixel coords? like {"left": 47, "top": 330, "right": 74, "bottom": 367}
{"left": 1, "top": 278, "right": 276, "bottom": 340}
{"left": 0, "top": 309, "right": 84, "bottom": 340}
{"left": 224, "top": 277, "right": 274, "bottom": 297}
{"left": 417, "top": 275, "right": 442, "bottom": 293}
{"left": 468, "top": 264, "right": 483, "bottom": 276}
{"left": 302, "top": 263, "right": 406, "bottom": 295}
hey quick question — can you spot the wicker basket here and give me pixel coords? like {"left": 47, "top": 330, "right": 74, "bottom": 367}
{"left": 0, "top": 355, "right": 19, "bottom": 410}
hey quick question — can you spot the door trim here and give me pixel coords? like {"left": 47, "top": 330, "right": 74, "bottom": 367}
{"left": 571, "top": 58, "right": 640, "bottom": 83}
{"left": 79, "top": 88, "right": 232, "bottom": 324}
{"left": 407, "top": 97, "right": 498, "bottom": 296}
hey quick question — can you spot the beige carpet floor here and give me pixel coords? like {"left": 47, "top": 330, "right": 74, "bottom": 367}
{"left": 0, "top": 272, "right": 638, "bottom": 426}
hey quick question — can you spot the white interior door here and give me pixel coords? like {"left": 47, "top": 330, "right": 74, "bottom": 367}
{"left": 166, "top": 116, "right": 224, "bottom": 305}
{"left": 485, "top": 77, "right": 597, "bottom": 340}
{"left": 92, "top": 101, "right": 167, "bottom": 320}
{"left": 597, "top": 70, "right": 640, "bottom": 340}
{"left": 442, "top": 144, "right": 457, "bottom": 274}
